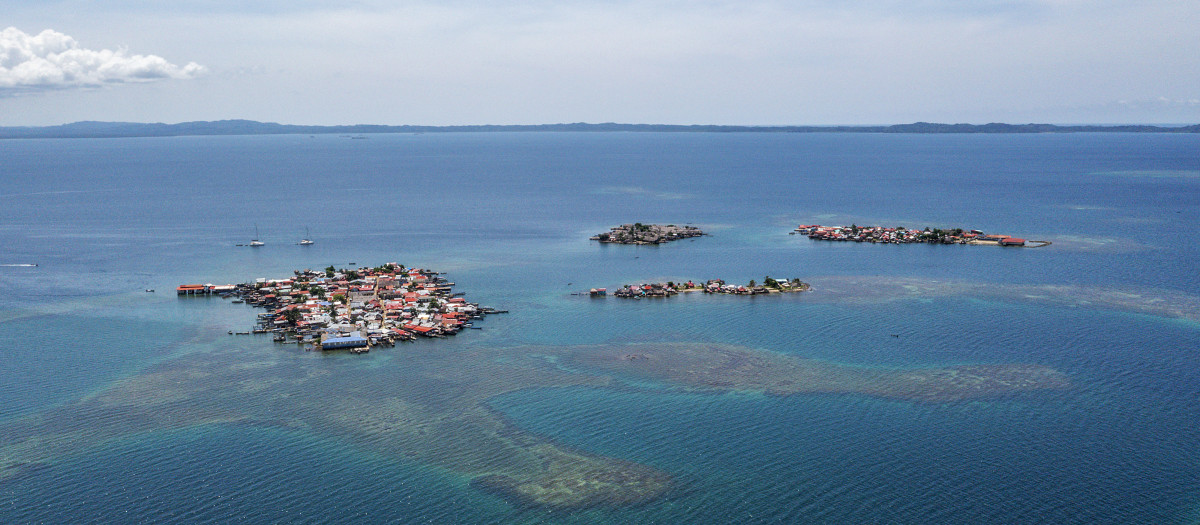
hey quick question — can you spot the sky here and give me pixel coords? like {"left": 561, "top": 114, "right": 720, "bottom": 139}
{"left": 2, "top": 0, "right": 1198, "bottom": 126}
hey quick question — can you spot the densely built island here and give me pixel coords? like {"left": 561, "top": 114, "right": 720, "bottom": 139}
{"left": 178, "top": 263, "right": 502, "bottom": 352}
{"left": 794, "top": 224, "right": 1050, "bottom": 247}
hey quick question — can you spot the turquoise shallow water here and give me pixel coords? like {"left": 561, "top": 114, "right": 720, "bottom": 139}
{"left": 1, "top": 132, "right": 1199, "bottom": 523}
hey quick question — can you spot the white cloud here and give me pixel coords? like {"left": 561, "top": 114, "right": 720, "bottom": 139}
{"left": 0, "top": 27, "right": 205, "bottom": 95}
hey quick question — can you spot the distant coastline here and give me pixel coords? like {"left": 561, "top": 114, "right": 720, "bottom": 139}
{"left": 2, "top": 120, "right": 1199, "bottom": 139}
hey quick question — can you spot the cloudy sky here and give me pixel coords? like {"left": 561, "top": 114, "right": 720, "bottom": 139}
{"left": 2, "top": 1, "right": 1198, "bottom": 126}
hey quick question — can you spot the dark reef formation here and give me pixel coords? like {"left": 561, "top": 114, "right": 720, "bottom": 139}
{"left": 0, "top": 337, "right": 1071, "bottom": 508}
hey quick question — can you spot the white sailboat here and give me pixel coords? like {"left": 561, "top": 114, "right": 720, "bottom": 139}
{"left": 250, "top": 224, "right": 264, "bottom": 247}
{"left": 299, "top": 227, "right": 314, "bottom": 246}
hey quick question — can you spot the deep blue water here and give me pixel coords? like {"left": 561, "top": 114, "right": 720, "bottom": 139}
{"left": 1, "top": 132, "right": 1198, "bottom": 523}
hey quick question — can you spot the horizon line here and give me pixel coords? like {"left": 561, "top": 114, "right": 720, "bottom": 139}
{"left": 8, "top": 118, "right": 1200, "bottom": 127}
{"left": 2, "top": 120, "right": 1198, "bottom": 139}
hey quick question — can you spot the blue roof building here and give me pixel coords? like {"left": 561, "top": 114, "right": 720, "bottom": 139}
{"left": 322, "top": 331, "right": 368, "bottom": 349}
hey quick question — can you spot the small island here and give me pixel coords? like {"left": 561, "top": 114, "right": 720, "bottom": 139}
{"left": 591, "top": 277, "right": 810, "bottom": 298}
{"left": 794, "top": 224, "right": 1050, "bottom": 247}
{"left": 591, "top": 223, "right": 704, "bottom": 245}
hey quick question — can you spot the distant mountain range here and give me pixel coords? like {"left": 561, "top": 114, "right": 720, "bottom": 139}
{"left": 2, "top": 120, "right": 1198, "bottom": 139}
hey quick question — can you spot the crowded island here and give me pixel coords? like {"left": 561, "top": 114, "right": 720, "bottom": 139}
{"left": 178, "top": 263, "right": 503, "bottom": 353}
{"left": 794, "top": 224, "right": 1049, "bottom": 247}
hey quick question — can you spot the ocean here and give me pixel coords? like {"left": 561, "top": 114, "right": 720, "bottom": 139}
{"left": 1, "top": 132, "right": 1198, "bottom": 523}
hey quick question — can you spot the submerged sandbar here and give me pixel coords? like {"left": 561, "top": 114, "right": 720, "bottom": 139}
{"left": 563, "top": 342, "right": 1069, "bottom": 403}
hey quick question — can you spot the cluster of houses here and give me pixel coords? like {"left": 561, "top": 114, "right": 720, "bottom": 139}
{"left": 595, "top": 277, "right": 810, "bottom": 299}
{"left": 608, "top": 282, "right": 691, "bottom": 298}
{"left": 179, "top": 263, "right": 498, "bottom": 353}
{"left": 794, "top": 225, "right": 1027, "bottom": 246}
{"left": 590, "top": 223, "right": 705, "bottom": 245}
{"left": 702, "top": 278, "right": 810, "bottom": 295}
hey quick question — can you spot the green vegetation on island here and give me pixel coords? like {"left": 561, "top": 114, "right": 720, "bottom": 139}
{"left": 591, "top": 223, "right": 704, "bottom": 245}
